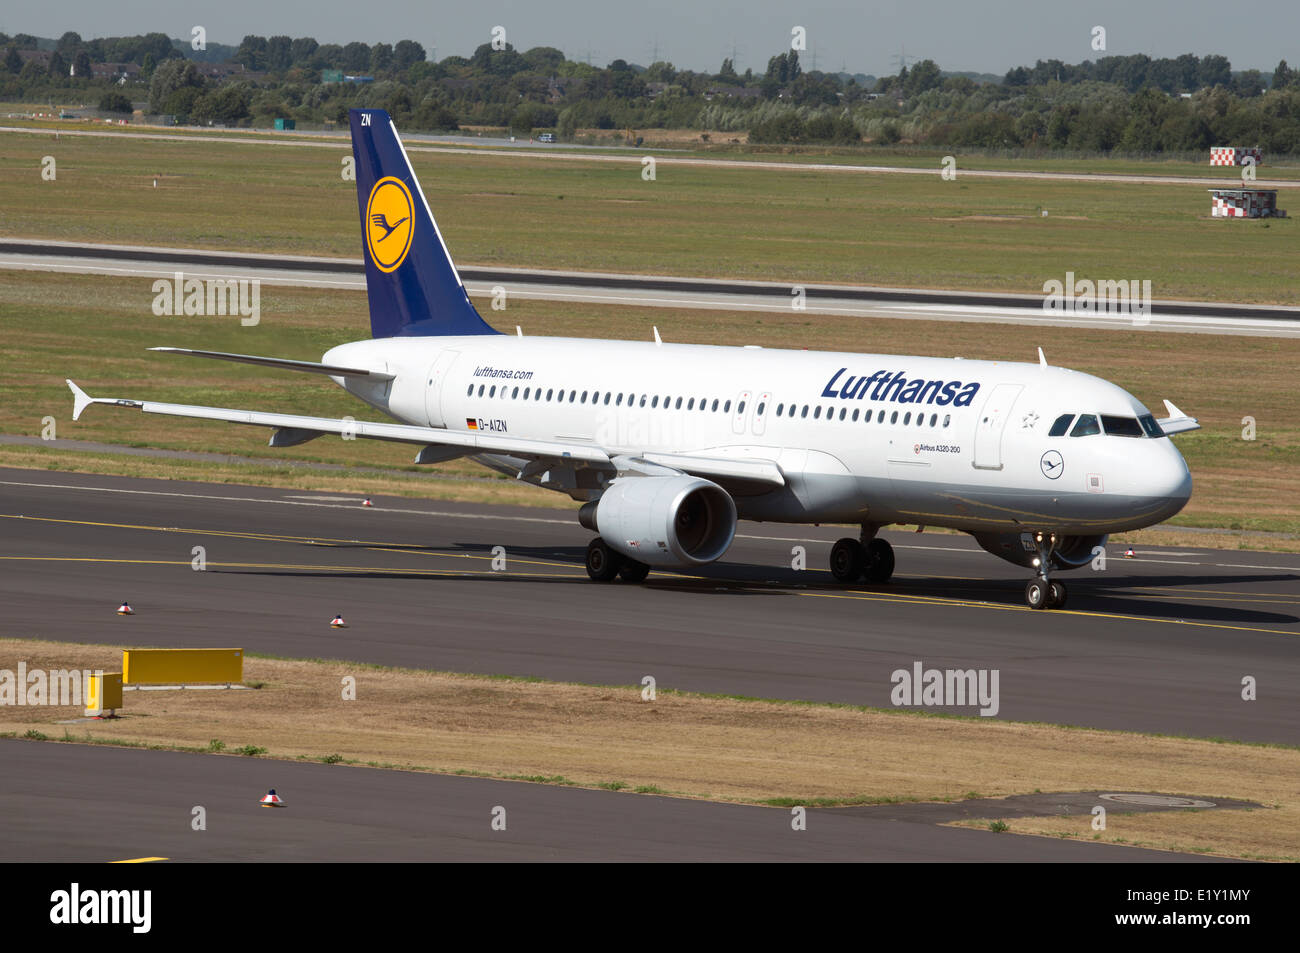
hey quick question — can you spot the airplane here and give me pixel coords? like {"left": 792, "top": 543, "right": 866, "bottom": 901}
{"left": 66, "top": 108, "right": 1199, "bottom": 610}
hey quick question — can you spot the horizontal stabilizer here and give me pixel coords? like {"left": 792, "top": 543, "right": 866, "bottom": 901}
{"left": 148, "top": 347, "right": 394, "bottom": 381}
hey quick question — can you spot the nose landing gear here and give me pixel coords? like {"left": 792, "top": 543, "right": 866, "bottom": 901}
{"left": 1025, "top": 532, "right": 1067, "bottom": 609}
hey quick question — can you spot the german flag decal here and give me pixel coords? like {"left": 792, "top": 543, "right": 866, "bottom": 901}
{"left": 466, "top": 418, "right": 478, "bottom": 430}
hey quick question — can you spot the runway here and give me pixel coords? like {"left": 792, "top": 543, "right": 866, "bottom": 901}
{"left": 0, "top": 740, "right": 1233, "bottom": 862}
{"left": 1, "top": 468, "right": 1297, "bottom": 744}
{"left": 3, "top": 239, "right": 1300, "bottom": 337}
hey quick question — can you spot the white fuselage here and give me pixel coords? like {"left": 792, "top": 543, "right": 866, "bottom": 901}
{"left": 324, "top": 334, "right": 1192, "bottom": 536}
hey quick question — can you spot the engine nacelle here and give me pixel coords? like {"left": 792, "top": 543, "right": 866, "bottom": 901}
{"left": 579, "top": 475, "right": 737, "bottom": 567}
{"left": 971, "top": 532, "right": 1108, "bottom": 571}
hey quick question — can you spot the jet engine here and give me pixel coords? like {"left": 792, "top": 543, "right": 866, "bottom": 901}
{"left": 579, "top": 475, "right": 736, "bottom": 567}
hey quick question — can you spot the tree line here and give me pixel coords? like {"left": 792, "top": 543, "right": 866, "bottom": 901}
{"left": 4, "top": 30, "right": 1300, "bottom": 154}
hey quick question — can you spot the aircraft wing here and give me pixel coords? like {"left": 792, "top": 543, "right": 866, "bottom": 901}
{"left": 640, "top": 452, "right": 785, "bottom": 487}
{"left": 1157, "top": 399, "right": 1201, "bottom": 436}
{"left": 66, "top": 380, "right": 609, "bottom": 465}
{"left": 65, "top": 381, "right": 787, "bottom": 488}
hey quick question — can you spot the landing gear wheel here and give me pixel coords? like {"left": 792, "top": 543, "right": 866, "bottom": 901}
{"left": 618, "top": 559, "right": 651, "bottom": 583}
{"left": 863, "top": 538, "right": 895, "bottom": 583}
{"left": 1025, "top": 579, "right": 1050, "bottom": 609}
{"left": 585, "top": 538, "right": 622, "bottom": 582}
{"left": 829, "top": 538, "right": 866, "bottom": 582}
{"left": 1047, "top": 580, "right": 1067, "bottom": 610}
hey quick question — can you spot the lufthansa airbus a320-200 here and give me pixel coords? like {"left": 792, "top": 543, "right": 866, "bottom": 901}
{"left": 67, "top": 109, "right": 1199, "bottom": 609}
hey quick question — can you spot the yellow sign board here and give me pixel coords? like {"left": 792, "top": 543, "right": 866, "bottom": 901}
{"left": 122, "top": 649, "right": 243, "bottom": 685}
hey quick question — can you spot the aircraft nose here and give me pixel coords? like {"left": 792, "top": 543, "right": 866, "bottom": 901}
{"left": 1151, "top": 448, "right": 1193, "bottom": 519}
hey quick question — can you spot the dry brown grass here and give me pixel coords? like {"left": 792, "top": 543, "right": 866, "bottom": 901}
{"left": 1, "top": 639, "right": 1294, "bottom": 860}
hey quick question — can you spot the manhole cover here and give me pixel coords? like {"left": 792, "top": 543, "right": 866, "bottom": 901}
{"left": 1099, "top": 794, "right": 1216, "bottom": 808}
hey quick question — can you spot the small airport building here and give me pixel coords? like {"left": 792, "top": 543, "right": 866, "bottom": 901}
{"left": 1208, "top": 188, "right": 1285, "bottom": 218}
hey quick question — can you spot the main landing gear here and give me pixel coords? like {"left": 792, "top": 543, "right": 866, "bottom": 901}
{"left": 829, "top": 532, "right": 894, "bottom": 584}
{"left": 585, "top": 537, "right": 651, "bottom": 583}
{"left": 1024, "top": 531, "right": 1067, "bottom": 610}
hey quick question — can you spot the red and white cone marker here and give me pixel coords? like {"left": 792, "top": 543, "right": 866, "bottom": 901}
{"left": 362, "top": 497, "right": 373, "bottom": 507}
{"left": 1124, "top": 546, "right": 1136, "bottom": 559}
{"left": 330, "top": 613, "right": 347, "bottom": 628}
{"left": 259, "top": 789, "right": 285, "bottom": 808}
{"left": 117, "top": 601, "right": 134, "bottom": 615}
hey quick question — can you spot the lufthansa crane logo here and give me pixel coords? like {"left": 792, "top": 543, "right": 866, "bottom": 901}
{"left": 1040, "top": 450, "right": 1064, "bottom": 480}
{"left": 365, "top": 176, "right": 414, "bottom": 273}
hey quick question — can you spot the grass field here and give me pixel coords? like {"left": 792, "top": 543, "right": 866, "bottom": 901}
{"left": 2, "top": 124, "right": 1299, "bottom": 302}
{"left": 8, "top": 111, "right": 1300, "bottom": 179}
{"left": 1, "top": 638, "right": 1294, "bottom": 861}
{"left": 1, "top": 269, "right": 1296, "bottom": 538}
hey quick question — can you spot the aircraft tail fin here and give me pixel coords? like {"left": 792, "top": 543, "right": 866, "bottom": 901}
{"left": 348, "top": 108, "right": 498, "bottom": 339}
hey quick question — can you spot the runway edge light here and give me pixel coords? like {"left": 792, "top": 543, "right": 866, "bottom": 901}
{"left": 260, "top": 789, "right": 285, "bottom": 808}
{"left": 117, "top": 600, "right": 133, "bottom": 615}
{"left": 330, "top": 614, "right": 347, "bottom": 628}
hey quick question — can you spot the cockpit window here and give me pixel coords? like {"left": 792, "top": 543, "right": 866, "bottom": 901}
{"left": 1101, "top": 415, "right": 1144, "bottom": 437}
{"left": 1048, "top": 413, "right": 1074, "bottom": 437}
{"left": 1069, "top": 414, "right": 1101, "bottom": 437}
{"left": 1138, "top": 414, "right": 1166, "bottom": 438}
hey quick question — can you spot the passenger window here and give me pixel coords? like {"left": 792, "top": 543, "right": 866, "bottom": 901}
{"left": 524, "top": 388, "right": 531, "bottom": 399}
{"left": 890, "top": 411, "right": 898, "bottom": 424}
{"left": 546, "top": 389, "right": 553, "bottom": 401}
{"left": 569, "top": 391, "right": 577, "bottom": 403}
{"left": 903, "top": 412, "right": 911, "bottom": 425}
{"left": 640, "top": 395, "right": 648, "bottom": 407}
{"left": 478, "top": 385, "right": 485, "bottom": 396}
{"left": 1101, "top": 415, "right": 1144, "bottom": 438}
{"left": 738, "top": 400, "right": 746, "bottom": 414}
{"left": 489, "top": 386, "right": 496, "bottom": 397}
{"left": 603, "top": 393, "right": 611, "bottom": 405}
{"left": 711, "top": 399, "right": 719, "bottom": 412}
{"left": 1048, "top": 413, "right": 1074, "bottom": 437}
{"left": 776, "top": 403, "right": 783, "bottom": 415}
{"left": 943, "top": 415, "right": 950, "bottom": 427}
{"left": 1070, "top": 414, "right": 1100, "bottom": 437}
{"left": 839, "top": 408, "right": 846, "bottom": 421}
{"left": 466, "top": 384, "right": 473, "bottom": 396}
{"left": 757, "top": 402, "right": 765, "bottom": 415}
{"left": 800, "top": 405, "right": 809, "bottom": 418}
{"left": 930, "top": 414, "right": 937, "bottom": 427}
{"left": 877, "top": 410, "right": 885, "bottom": 423}
{"left": 675, "top": 397, "right": 683, "bottom": 409}
{"left": 652, "top": 396, "right": 659, "bottom": 408}
{"left": 852, "top": 409, "right": 859, "bottom": 422}
{"left": 512, "top": 387, "right": 519, "bottom": 399}
{"left": 814, "top": 406, "right": 822, "bottom": 419}
{"left": 689, "top": 398, "right": 696, "bottom": 410}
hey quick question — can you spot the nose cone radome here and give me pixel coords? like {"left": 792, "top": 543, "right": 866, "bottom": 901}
{"left": 1150, "top": 446, "right": 1193, "bottom": 522}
